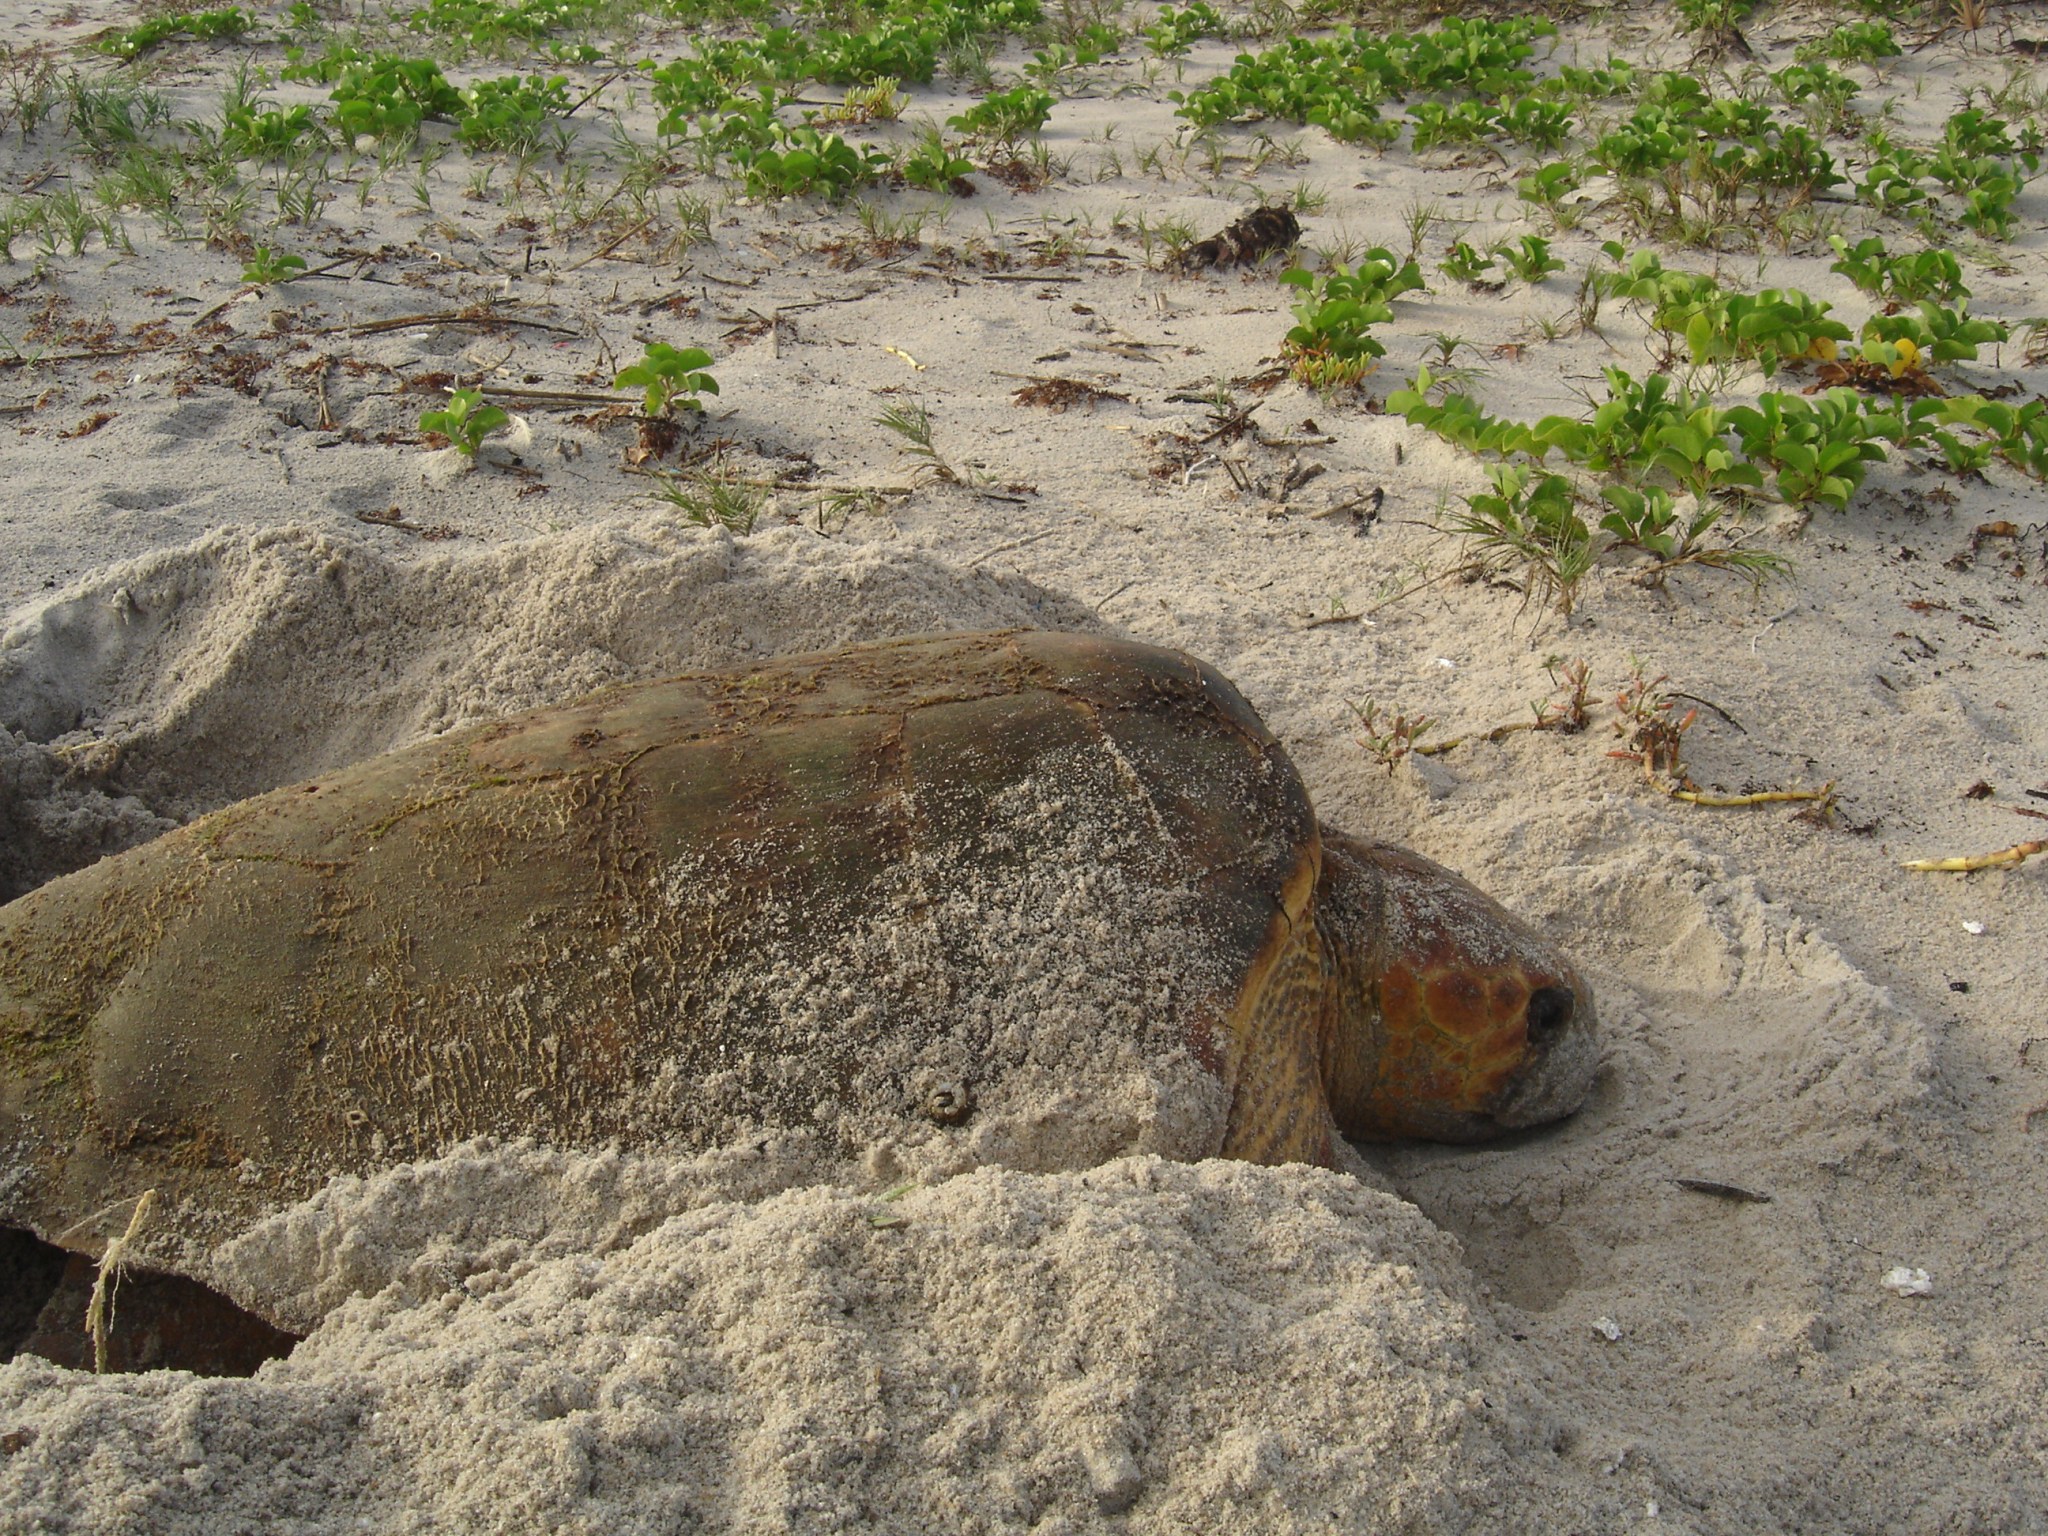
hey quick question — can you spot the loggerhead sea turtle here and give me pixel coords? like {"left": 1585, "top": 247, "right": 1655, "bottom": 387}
{"left": 0, "top": 630, "right": 1596, "bottom": 1372}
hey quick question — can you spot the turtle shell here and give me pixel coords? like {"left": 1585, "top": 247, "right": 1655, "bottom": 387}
{"left": 0, "top": 631, "right": 1324, "bottom": 1286}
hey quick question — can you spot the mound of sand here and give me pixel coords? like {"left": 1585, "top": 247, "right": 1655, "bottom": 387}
{"left": 1, "top": 1154, "right": 1592, "bottom": 1535}
{"left": 0, "top": 515, "right": 1089, "bottom": 854}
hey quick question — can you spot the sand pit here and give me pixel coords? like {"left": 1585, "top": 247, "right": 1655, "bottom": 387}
{"left": 3, "top": 2, "right": 2046, "bottom": 1531}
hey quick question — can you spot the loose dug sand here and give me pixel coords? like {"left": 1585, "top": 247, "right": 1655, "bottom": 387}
{"left": 2, "top": 2, "right": 2045, "bottom": 1531}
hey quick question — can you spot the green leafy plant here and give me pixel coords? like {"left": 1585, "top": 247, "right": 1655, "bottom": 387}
{"left": 1724, "top": 390, "right": 1889, "bottom": 509}
{"left": 1279, "top": 252, "right": 1424, "bottom": 388}
{"left": 1853, "top": 131, "right": 1931, "bottom": 215}
{"left": 325, "top": 55, "right": 464, "bottom": 142}
{"left": 241, "top": 246, "right": 305, "bottom": 284}
{"left": 99, "top": 6, "right": 251, "bottom": 61}
{"left": 1629, "top": 403, "right": 1759, "bottom": 504}
{"left": 1497, "top": 234, "right": 1564, "bottom": 285}
{"left": 741, "top": 125, "right": 887, "bottom": 198}
{"left": 457, "top": 73, "right": 571, "bottom": 153}
{"left": 1925, "top": 395, "right": 2048, "bottom": 479}
{"left": 1170, "top": 16, "right": 1554, "bottom": 144}
{"left": 1771, "top": 62, "right": 1861, "bottom": 134}
{"left": 1595, "top": 483, "right": 1786, "bottom": 587}
{"left": 1795, "top": 20, "right": 1899, "bottom": 65}
{"left": 1144, "top": 2, "right": 1226, "bottom": 57}
{"left": 1026, "top": 24, "right": 1120, "bottom": 85}
{"left": 1388, "top": 367, "right": 1573, "bottom": 461}
{"left": 1439, "top": 240, "right": 1497, "bottom": 285}
{"left": 1408, "top": 99, "right": 1502, "bottom": 152}
{"left": 1826, "top": 236, "right": 1968, "bottom": 308}
{"left": 1679, "top": 288, "right": 1854, "bottom": 377}
{"left": 948, "top": 84, "right": 1054, "bottom": 145}
{"left": 1928, "top": 108, "right": 2039, "bottom": 238}
{"left": 419, "top": 388, "right": 509, "bottom": 460}
{"left": 1517, "top": 160, "right": 1581, "bottom": 218}
{"left": 1497, "top": 96, "right": 1574, "bottom": 151}
{"left": 219, "top": 102, "right": 321, "bottom": 160}
{"left": 1552, "top": 58, "right": 1637, "bottom": 101}
{"left": 902, "top": 127, "right": 975, "bottom": 191}
{"left": 614, "top": 344, "right": 719, "bottom": 416}
{"left": 1450, "top": 465, "right": 1598, "bottom": 616}
{"left": 1861, "top": 300, "right": 2008, "bottom": 367}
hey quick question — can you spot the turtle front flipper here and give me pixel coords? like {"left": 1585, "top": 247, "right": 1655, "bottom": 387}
{"left": 1217, "top": 864, "right": 1344, "bottom": 1170}
{"left": 1311, "top": 831, "right": 1599, "bottom": 1143}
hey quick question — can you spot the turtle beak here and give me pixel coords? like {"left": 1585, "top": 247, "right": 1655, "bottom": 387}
{"left": 1315, "top": 832, "right": 1600, "bottom": 1142}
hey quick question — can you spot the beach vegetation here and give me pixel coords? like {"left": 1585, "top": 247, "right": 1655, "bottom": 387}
{"left": 1827, "top": 236, "right": 1969, "bottom": 307}
{"left": 99, "top": 7, "right": 254, "bottom": 63}
{"left": 947, "top": 84, "right": 1054, "bottom": 145}
{"left": 419, "top": 388, "right": 510, "bottom": 460}
{"left": 1143, "top": 3, "right": 1226, "bottom": 58}
{"left": 1516, "top": 160, "right": 1580, "bottom": 226}
{"left": 1439, "top": 241, "right": 1496, "bottom": 286}
{"left": 615, "top": 344, "right": 720, "bottom": 416}
{"left": 1595, "top": 483, "right": 1787, "bottom": 587}
{"left": 240, "top": 244, "right": 305, "bottom": 283}
{"left": 901, "top": 126, "right": 975, "bottom": 190}
{"left": 1279, "top": 251, "right": 1424, "bottom": 389}
{"left": 646, "top": 465, "right": 765, "bottom": 532}
{"left": 1861, "top": 300, "right": 2008, "bottom": 367}
{"left": 1498, "top": 235, "right": 1564, "bottom": 286}
{"left": 1447, "top": 466, "right": 1599, "bottom": 617}
{"left": 1795, "top": 20, "right": 1899, "bottom": 66}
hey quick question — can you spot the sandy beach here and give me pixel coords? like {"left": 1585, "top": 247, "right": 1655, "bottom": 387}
{"left": 2, "top": 0, "right": 2046, "bottom": 1529}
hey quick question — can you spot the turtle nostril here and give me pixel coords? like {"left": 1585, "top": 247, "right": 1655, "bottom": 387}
{"left": 1526, "top": 986, "right": 1573, "bottom": 1045}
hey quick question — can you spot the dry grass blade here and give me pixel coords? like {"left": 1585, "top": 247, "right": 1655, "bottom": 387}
{"left": 86, "top": 1188, "right": 156, "bottom": 1374}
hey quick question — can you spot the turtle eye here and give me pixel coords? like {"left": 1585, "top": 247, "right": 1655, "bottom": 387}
{"left": 1526, "top": 986, "right": 1574, "bottom": 1045}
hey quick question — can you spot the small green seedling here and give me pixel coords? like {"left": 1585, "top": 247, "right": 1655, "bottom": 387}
{"left": 419, "top": 388, "right": 508, "bottom": 460}
{"left": 1498, "top": 234, "right": 1565, "bottom": 285}
{"left": 1595, "top": 483, "right": 1787, "bottom": 588}
{"left": 647, "top": 467, "right": 764, "bottom": 533}
{"left": 903, "top": 130, "right": 976, "bottom": 192}
{"left": 219, "top": 103, "right": 321, "bottom": 160}
{"left": 948, "top": 85, "right": 1055, "bottom": 146}
{"left": 1439, "top": 241, "right": 1498, "bottom": 285}
{"left": 1349, "top": 698, "right": 1438, "bottom": 773}
{"left": 1518, "top": 160, "right": 1581, "bottom": 215}
{"left": 1827, "top": 236, "right": 1969, "bottom": 308}
{"left": 241, "top": 247, "right": 306, "bottom": 284}
{"left": 1449, "top": 464, "right": 1598, "bottom": 617}
{"left": 1145, "top": 1, "right": 1226, "bottom": 57}
{"left": 877, "top": 402, "right": 960, "bottom": 483}
{"left": 615, "top": 344, "right": 719, "bottom": 417}
{"left": 1280, "top": 251, "right": 1425, "bottom": 388}
{"left": 1795, "top": 20, "right": 1898, "bottom": 64}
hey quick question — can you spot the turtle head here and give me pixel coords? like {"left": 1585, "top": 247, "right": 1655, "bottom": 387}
{"left": 1314, "top": 831, "right": 1598, "bottom": 1143}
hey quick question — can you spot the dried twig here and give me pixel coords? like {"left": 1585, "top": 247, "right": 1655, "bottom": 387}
{"left": 1658, "top": 780, "right": 1836, "bottom": 808}
{"left": 1673, "top": 1177, "right": 1773, "bottom": 1203}
{"left": 325, "top": 310, "right": 581, "bottom": 340}
{"left": 1902, "top": 839, "right": 2046, "bottom": 873}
